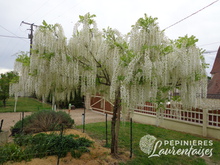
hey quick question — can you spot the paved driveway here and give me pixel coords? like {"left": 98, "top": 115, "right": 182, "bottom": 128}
{"left": 0, "top": 109, "right": 112, "bottom": 132}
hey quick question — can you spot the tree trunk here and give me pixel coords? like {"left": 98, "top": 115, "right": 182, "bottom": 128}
{"left": 111, "top": 87, "right": 121, "bottom": 156}
{"left": 3, "top": 99, "right": 6, "bottom": 107}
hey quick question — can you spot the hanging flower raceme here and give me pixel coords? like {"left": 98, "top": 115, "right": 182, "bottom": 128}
{"left": 10, "top": 13, "right": 207, "bottom": 116}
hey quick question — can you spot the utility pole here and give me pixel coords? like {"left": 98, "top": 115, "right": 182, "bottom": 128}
{"left": 21, "top": 21, "right": 38, "bottom": 55}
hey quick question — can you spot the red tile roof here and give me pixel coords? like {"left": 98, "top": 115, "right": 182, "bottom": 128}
{"left": 207, "top": 72, "right": 220, "bottom": 94}
{"left": 210, "top": 46, "right": 220, "bottom": 75}
{"left": 208, "top": 46, "right": 220, "bottom": 95}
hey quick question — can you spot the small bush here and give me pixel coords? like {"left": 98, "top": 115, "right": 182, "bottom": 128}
{"left": 14, "top": 133, "right": 94, "bottom": 157}
{"left": 0, "top": 143, "right": 28, "bottom": 164}
{"left": 77, "top": 137, "right": 94, "bottom": 147}
{"left": 71, "top": 149, "right": 83, "bottom": 158}
{"left": 12, "top": 110, "right": 74, "bottom": 134}
{"left": 70, "top": 146, "right": 90, "bottom": 158}
{"left": 0, "top": 133, "right": 93, "bottom": 164}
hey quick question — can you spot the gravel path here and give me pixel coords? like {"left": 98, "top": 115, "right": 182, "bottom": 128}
{"left": 0, "top": 109, "right": 112, "bottom": 132}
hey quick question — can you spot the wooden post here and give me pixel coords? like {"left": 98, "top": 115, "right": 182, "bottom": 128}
{"left": 85, "top": 93, "right": 91, "bottom": 110}
{"left": 103, "top": 97, "right": 106, "bottom": 114}
{"left": 203, "top": 109, "right": 208, "bottom": 137}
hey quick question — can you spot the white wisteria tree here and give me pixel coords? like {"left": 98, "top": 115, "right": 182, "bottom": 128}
{"left": 11, "top": 13, "right": 207, "bottom": 156}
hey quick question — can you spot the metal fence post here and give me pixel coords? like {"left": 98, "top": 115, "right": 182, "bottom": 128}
{"left": 105, "top": 113, "right": 108, "bottom": 146}
{"left": 21, "top": 112, "right": 24, "bottom": 133}
{"left": 0, "top": 119, "right": 3, "bottom": 132}
{"left": 82, "top": 113, "right": 85, "bottom": 133}
{"left": 57, "top": 125, "right": 64, "bottom": 165}
{"left": 130, "top": 118, "right": 133, "bottom": 158}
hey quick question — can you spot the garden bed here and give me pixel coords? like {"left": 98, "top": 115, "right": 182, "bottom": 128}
{"left": 3, "top": 129, "right": 128, "bottom": 165}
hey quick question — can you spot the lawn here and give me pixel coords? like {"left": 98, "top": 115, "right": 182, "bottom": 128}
{"left": 77, "top": 122, "right": 220, "bottom": 165}
{"left": 0, "top": 97, "right": 51, "bottom": 112}
{"left": 1, "top": 97, "right": 219, "bottom": 164}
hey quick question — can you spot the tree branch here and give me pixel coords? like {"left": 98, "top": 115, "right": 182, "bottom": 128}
{"left": 84, "top": 44, "right": 111, "bottom": 86}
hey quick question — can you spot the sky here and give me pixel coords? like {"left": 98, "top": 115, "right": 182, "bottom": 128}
{"left": 0, "top": 0, "right": 220, "bottom": 76}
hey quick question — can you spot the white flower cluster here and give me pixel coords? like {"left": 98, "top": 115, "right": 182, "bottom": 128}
{"left": 11, "top": 13, "right": 207, "bottom": 114}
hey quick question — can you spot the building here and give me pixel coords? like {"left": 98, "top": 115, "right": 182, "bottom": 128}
{"left": 207, "top": 46, "right": 220, "bottom": 98}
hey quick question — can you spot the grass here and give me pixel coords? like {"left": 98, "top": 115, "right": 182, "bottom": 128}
{"left": 1, "top": 97, "right": 219, "bottom": 164}
{"left": 77, "top": 122, "right": 220, "bottom": 165}
{"left": 0, "top": 97, "right": 51, "bottom": 113}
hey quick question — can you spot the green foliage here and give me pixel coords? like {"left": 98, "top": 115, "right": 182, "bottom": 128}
{"left": 117, "top": 75, "right": 125, "bottom": 81}
{"left": 40, "top": 51, "right": 55, "bottom": 60}
{"left": 40, "top": 20, "right": 56, "bottom": 32}
{"left": 119, "top": 44, "right": 135, "bottom": 66}
{"left": 15, "top": 51, "right": 30, "bottom": 67}
{"left": 103, "top": 28, "right": 136, "bottom": 66}
{"left": 0, "top": 133, "right": 93, "bottom": 164}
{"left": 0, "top": 71, "right": 19, "bottom": 107}
{"left": 141, "top": 44, "right": 174, "bottom": 61}
{"left": 0, "top": 143, "right": 27, "bottom": 163}
{"left": 29, "top": 69, "right": 38, "bottom": 76}
{"left": 174, "top": 35, "right": 198, "bottom": 49}
{"left": 172, "top": 95, "right": 181, "bottom": 102}
{"left": 103, "top": 27, "right": 121, "bottom": 51}
{"left": 195, "top": 72, "right": 206, "bottom": 81}
{"left": 173, "top": 35, "right": 208, "bottom": 77}
{"left": 70, "top": 146, "right": 90, "bottom": 158}
{"left": 132, "top": 14, "right": 158, "bottom": 31}
{"left": 77, "top": 137, "right": 93, "bottom": 147}
{"left": 0, "top": 97, "right": 51, "bottom": 112}
{"left": 161, "top": 45, "right": 174, "bottom": 56}
{"left": 199, "top": 48, "right": 209, "bottom": 69}
{"left": 71, "top": 149, "right": 83, "bottom": 158}
{"left": 12, "top": 110, "right": 74, "bottom": 134}
{"left": 66, "top": 54, "right": 72, "bottom": 62}
{"left": 79, "top": 12, "right": 96, "bottom": 25}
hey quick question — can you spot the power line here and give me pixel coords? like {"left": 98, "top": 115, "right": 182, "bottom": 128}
{"left": 51, "top": 0, "right": 86, "bottom": 22}
{"left": 204, "top": 50, "right": 218, "bottom": 54}
{"left": 23, "top": 0, "right": 50, "bottom": 21}
{"left": 0, "top": 34, "right": 28, "bottom": 39}
{"left": 164, "top": 0, "right": 219, "bottom": 30}
{"left": 0, "top": 25, "right": 20, "bottom": 37}
{"left": 34, "top": 0, "right": 66, "bottom": 23}
{"left": 199, "top": 42, "right": 220, "bottom": 47}
{"left": 0, "top": 25, "right": 28, "bottom": 43}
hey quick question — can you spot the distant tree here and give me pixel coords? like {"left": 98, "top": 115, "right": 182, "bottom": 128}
{"left": 0, "top": 71, "right": 18, "bottom": 107}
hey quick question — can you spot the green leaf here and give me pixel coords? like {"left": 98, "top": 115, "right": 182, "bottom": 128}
{"left": 117, "top": 75, "right": 125, "bottom": 81}
{"left": 42, "top": 20, "right": 48, "bottom": 26}
{"left": 174, "top": 35, "right": 198, "bottom": 48}
{"left": 15, "top": 52, "right": 30, "bottom": 67}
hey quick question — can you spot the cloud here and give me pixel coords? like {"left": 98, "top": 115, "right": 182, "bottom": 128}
{"left": 0, "top": 67, "right": 13, "bottom": 74}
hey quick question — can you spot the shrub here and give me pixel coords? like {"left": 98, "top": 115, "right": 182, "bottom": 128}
{"left": 0, "top": 143, "right": 28, "bottom": 164}
{"left": 77, "top": 137, "right": 94, "bottom": 147}
{"left": 71, "top": 149, "right": 83, "bottom": 158}
{"left": 0, "top": 133, "right": 93, "bottom": 164}
{"left": 12, "top": 110, "right": 74, "bottom": 134}
{"left": 70, "top": 146, "right": 90, "bottom": 159}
